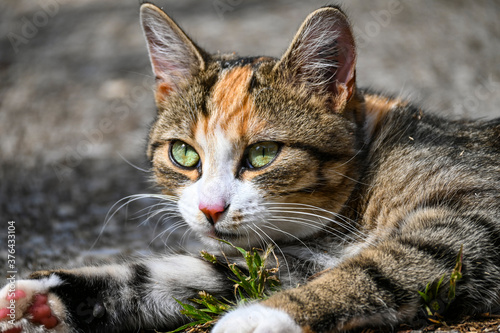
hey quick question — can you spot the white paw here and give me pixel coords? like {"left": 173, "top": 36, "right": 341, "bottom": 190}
{"left": 0, "top": 275, "right": 68, "bottom": 333}
{"left": 212, "top": 304, "right": 303, "bottom": 333}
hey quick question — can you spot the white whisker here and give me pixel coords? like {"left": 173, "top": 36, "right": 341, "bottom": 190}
{"left": 152, "top": 219, "right": 186, "bottom": 249}
{"left": 179, "top": 225, "right": 195, "bottom": 246}
{"left": 263, "top": 202, "right": 368, "bottom": 238}
{"left": 329, "top": 168, "right": 370, "bottom": 186}
{"left": 261, "top": 223, "right": 314, "bottom": 254}
{"left": 117, "top": 152, "right": 151, "bottom": 173}
{"left": 268, "top": 216, "right": 360, "bottom": 245}
{"left": 134, "top": 201, "right": 177, "bottom": 220}
{"left": 266, "top": 208, "right": 368, "bottom": 243}
{"left": 150, "top": 210, "right": 179, "bottom": 235}
{"left": 92, "top": 194, "right": 179, "bottom": 250}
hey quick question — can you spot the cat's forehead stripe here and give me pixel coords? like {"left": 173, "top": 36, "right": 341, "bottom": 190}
{"left": 206, "top": 66, "right": 256, "bottom": 134}
{"left": 212, "top": 66, "right": 253, "bottom": 114}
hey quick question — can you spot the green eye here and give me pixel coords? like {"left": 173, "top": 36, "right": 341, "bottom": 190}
{"left": 170, "top": 141, "right": 200, "bottom": 168}
{"left": 247, "top": 142, "right": 280, "bottom": 169}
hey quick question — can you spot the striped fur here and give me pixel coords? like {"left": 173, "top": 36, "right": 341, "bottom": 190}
{"left": 1, "top": 4, "right": 499, "bottom": 333}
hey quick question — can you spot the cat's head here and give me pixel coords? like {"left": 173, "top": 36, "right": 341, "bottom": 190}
{"left": 140, "top": 4, "right": 364, "bottom": 248}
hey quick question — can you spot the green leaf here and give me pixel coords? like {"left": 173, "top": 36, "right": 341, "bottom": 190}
{"left": 237, "top": 286, "right": 246, "bottom": 301}
{"left": 434, "top": 274, "right": 446, "bottom": 297}
{"left": 217, "top": 239, "right": 248, "bottom": 257}
{"left": 229, "top": 265, "right": 255, "bottom": 296}
{"left": 417, "top": 290, "right": 430, "bottom": 303}
{"left": 447, "top": 245, "right": 464, "bottom": 304}
{"left": 254, "top": 251, "right": 262, "bottom": 269}
{"left": 234, "top": 245, "right": 248, "bottom": 257}
{"left": 174, "top": 298, "right": 213, "bottom": 322}
{"left": 424, "top": 282, "right": 430, "bottom": 296}
{"left": 204, "top": 302, "right": 218, "bottom": 313}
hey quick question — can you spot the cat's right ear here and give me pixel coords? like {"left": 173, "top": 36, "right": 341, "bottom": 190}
{"left": 140, "top": 4, "right": 205, "bottom": 99}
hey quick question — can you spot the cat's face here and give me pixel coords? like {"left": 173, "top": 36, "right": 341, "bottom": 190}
{"left": 141, "top": 5, "right": 361, "bottom": 248}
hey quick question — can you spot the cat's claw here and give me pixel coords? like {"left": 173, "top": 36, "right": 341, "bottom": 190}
{"left": 212, "top": 304, "right": 303, "bottom": 333}
{"left": 0, "top": 276, "right": 66, "bottom": 332}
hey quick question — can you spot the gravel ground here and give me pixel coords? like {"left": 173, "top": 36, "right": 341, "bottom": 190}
{"left": 0, "top": 0, "right": 499, "bottom": 287}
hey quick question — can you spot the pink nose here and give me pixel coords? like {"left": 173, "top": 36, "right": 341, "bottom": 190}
{"left": 199, "top": 203, "right": 227, "bottom": 225}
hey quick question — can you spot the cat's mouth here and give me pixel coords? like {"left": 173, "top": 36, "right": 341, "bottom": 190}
{"left": 206, "top": 228, "right": 241, "bottom": 241}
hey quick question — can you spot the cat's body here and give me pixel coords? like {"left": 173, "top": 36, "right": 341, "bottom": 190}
{"left": 1, "top": 4, "right": 499, "bottom": 333}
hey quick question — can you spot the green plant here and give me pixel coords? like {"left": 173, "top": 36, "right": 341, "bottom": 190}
{"left": 165, "top": 241, "right": 281, "bottom": 333}
{"left": 167, "top": 292, "right": 230, "bottom": 333}
{"left": 417, "top": 245, "right": 463, "bottom": 324}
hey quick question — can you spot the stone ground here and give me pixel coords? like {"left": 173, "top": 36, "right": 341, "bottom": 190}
{"left": 0, "top": 0, "right": 499, "bottom": 330}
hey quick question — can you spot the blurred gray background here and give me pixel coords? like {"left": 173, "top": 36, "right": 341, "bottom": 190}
{"left": 0, "top": 0, "right": 499, "bottom": 273}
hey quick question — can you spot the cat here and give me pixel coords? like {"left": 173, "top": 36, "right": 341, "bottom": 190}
{"left": 1, "top": 3, "right": 500, "bottom": 333}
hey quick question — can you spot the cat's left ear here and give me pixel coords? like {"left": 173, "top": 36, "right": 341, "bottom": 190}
{"left": 275, "top": 6, "right": 356, "bottom": 111}
{"left": 141, "top": 4, "right": 206, "bottom": 99}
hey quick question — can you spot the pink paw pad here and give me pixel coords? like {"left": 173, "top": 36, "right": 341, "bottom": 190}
{"left": 28, "top": 294, "right": 58, "bottom": 329}
{"left": 0, "top": 308, "right": 10, "bottom": 320}
{"left": 6, "top": 291, "right": 26, "bottom": 302}
{"left": 1, "top": 290, "right": 27, "bottom": 322}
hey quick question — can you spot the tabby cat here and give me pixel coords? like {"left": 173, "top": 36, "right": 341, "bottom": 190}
{"left": 1, "top": 4, "right": 499, "bottom": 333}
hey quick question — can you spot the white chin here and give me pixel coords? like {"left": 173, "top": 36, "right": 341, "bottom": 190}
{"left": 195, "top": 229, "right": 259, "bottom": 250}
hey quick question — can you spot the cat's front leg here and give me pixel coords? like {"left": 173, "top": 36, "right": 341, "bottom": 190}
{"left": 212, "top": 250, "right": 422, "bottom": 333}
{"left": 0, "top": 255, "right": 231, "bottom": 333}
{"left": 214, "top": 212, "right": 500, "bottom": 332}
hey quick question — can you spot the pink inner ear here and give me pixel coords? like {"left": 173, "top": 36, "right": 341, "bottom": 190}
{"left": 331, "top": 44, "right": 355, "bottom": 101}
{"left": 334, "top": 35, "right": 355, "bottom": 87}
{"left": 328, "top": 15, "right": 356, "bottom": 100}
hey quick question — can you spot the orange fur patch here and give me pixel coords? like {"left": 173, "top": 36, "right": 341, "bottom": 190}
{"left": 364, "top": 94, "right": 406, "bottom": 137}
{"left": 155, "top": 82, "right": 172, "bottom": 102}
{"left": 208, "top": 66, "right": 256, "bottom": 136}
